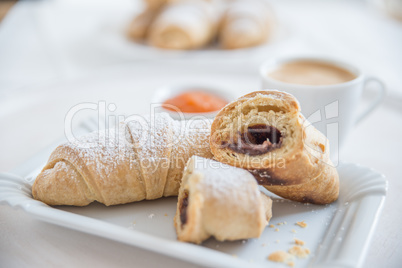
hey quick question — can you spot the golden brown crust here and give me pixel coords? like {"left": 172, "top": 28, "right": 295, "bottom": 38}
{"left": 265, "top": 162, "right": 339, "bottom": 205}
{"left": 237, "top": 91, "right": 300, "bottom": 110}
{"left": 32, "top": 114, "right": 213, "bottom": 206}
{"left": 210, "top": 90, "right": 339, "bottom": 204}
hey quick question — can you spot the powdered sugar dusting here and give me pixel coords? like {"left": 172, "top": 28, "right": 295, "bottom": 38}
{"left": 153, "top": 0, "right": 220, "bottom": 32}
{"left": 224, "top": 0, "right": 271, "bottom": 30}
{"left": 127, "top": 113, "right": 174, "bottom": 198}
{"left": 189, "top": 156, "right": 260, "bottom": 212}
{"left": 66, "top": 122, "right": 133, "bottom": 180}
{"left": 45, "top": 113, "right": 212, "bottom": 203}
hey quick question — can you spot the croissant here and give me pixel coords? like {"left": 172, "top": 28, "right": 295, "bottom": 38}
{"left": 145, "top": 0, "right": 176, "bottom": 10}
{"left": 32, "top": 113, "right": 212, "bottom": 206}
{"left": 127, "top": 8, "right": 161, "bottom": 40}
{"left": 148, "top": 0, "right": 220, "bottom": 50}
{"left": 174, "top": 156, "right": 272, "bottom": 244}
{"left": 210, "top": 90, "right": 339, "bottom": 204}
{"left": 219, "top": 0, "right": 273, "bottom": 49}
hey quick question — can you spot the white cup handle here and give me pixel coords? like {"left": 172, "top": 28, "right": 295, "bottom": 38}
{"left": 355, "top": 76, "right": 386, "bottom": 124}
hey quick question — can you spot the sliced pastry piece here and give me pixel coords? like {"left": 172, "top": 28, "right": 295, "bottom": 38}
{"left": 174, "top": 156, "right": 272, "bottom": 244}
{"left": 210, "top": 90, "right": 339, "bottom": 204}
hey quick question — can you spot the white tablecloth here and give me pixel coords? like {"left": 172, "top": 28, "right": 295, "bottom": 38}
{"left": 1, "top": 0, "right": 401, "bottom": 267}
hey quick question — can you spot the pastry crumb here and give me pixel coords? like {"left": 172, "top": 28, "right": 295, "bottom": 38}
{"left": 289, "top": 245, "right": 310, "bottom": 258}
{"left": 275, "top": 228, "right": 279, "bottom": 232}
{"left": 261, "top": 243, "right": 266, "bottom": 247}
{"left": 128, "top": 220, "right": 136, "bottom": 230}
{"left": 287, "top": 261, "right": 295, "bottom": 267}
{"left": 291, "top": 229, "right": 297, "bottom": 233}
{"left": 269, "top": 224, "right": 275, "bottom": 228}
{"left": 164, "top": 213, "right": 168, "bottom": 216}
{"left": 294, "top": 238, "right": 305, "bottom": 246}
{"left": 296, "top": 221, "right": 307, "bottom": 228}
{"left": 268, "top": 251, "right": 294, "bottom": 264}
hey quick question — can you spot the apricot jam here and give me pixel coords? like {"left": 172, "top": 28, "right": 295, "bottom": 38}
{"left": 162, "top": 91, "right": 227, "bottom": 113}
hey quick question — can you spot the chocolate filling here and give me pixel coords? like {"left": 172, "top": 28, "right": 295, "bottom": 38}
{"left": 180, "top": 191, "right": 189, "bottom": 227}
{"left": 223, "top": 124, "right": 283, "bottom": 156}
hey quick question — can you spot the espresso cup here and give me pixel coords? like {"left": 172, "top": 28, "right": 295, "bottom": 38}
{"left": 260, "top": 56, "right": 386, "bottom": 154}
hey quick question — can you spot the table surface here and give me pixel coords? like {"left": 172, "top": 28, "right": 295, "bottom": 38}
{"left": 1, "top": 0, "right": 401, "bottom": 267}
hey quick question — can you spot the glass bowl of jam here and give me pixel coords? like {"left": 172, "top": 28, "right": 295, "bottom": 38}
{"left": 152, "top": 85, "right": 235, "bottom": 120}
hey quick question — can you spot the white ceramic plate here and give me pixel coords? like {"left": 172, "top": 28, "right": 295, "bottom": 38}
{"left": 0, "top": 120, "right": 387, "bottom": 268}
{"left": 86, "top": 8, "right": 289, "bottom": 64}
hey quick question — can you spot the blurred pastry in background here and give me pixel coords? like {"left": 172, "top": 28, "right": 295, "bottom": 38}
{"left": 127, "top": 0, "right": 275, "bottom": 50}
{"left": 127, "top": 0, "right": 177, "bottom": 40}
{"left": 383, "top": 0, "right": 402, "bottom": 21}
{"left": 219, "top": 0, "right": 274, "bottom": 49}
{"left": 145, "top": 0, "right": 177, "bottom": 10}
{"left": 148, "top": 0, "right": 222, "bottom": 50}
{"left": 127, "top": 8, "right": 161, "bottom": 40}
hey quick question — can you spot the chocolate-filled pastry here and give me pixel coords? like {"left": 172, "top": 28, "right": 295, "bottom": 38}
{"left": 32, "top": 113, "right": 212, "bottom": 206}
{"left": 174, "top": 156, "right": 272, "bottom": 244}
{"left": 219, "top": 0, "right": 273, "bottom": 49}
{"left": 148, "top": 0, "right": 221, "bottom": 50}
{"left": 210, "top": 90, "right": 339, "bottom": 204}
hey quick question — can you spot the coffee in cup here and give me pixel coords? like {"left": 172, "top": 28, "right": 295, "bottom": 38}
{"left": 267, "top": 61, "right": 357, "bottom": 86}
{"left": 260, "top": 56, "right": 385, "bottom": 158}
